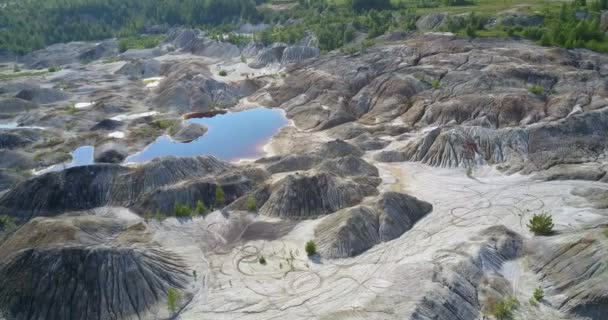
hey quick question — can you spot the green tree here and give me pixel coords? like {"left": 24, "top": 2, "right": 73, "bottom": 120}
{"left": 533, "top": 287, "right": 544, "bottom": 301}
{"left": 215, "top": 186, "right": 226, "bottom": 208}
{"left": 246, "top": 195, "right": 257, "bottom": 212}
{"left": 166, "top": 288, "right": 181, "bottom": 315}
{"left": 527, "top": 212, "right": 554, "bottom": 235}
{"left": 174, "top": 202, "right": 192, "bottom": 217}
{"left": 349, "top": 0, "right": 391, "bottom": 12}
{"left": 195, "top": 200, "right": 207, "bottom": 216}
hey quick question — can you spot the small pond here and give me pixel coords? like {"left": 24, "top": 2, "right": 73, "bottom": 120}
{"left": 125, "top": 107, "right": 288, "bottom": 163}
{"left": 34, "top": 146, "right": 94, "bottom": 175}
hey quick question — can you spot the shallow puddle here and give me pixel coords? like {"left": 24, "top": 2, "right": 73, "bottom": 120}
{"left": 126, "top": 107, "right": 288, "bottom": 163}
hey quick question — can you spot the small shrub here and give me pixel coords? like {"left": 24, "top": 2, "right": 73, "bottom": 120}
{"left": 195, "top": 200, "right": 207, "bottom": 216}
{"left": 12, "top": 64, "right": 20, "bottom": 73}
{"left": 491, "top": 297, "right": 518, "bottom": 319}
{"left": 533, "top": 287, "right": 544, "bottom": 301}
{"left": 527, "top": 212, "right": 554, "bottom": 236}
{"left": 528, "top": 84, "right": 545, "bottom": 95}
{"left": 166, "top": 288, "right": 181, "bottom": 315}
{"left": 0, "top": 215, "right": 16, "bottom": 231}
{"left": 48, "top": 65, "right": 60, "bottom": 73}
{"left": 154, "top": 211, "right": 166, "bottom": 221}
{"left": 215, "top": 186, "right": 225, "bottom": 208}
{"left": 219, "top": 70, "right": 228, "bottom": 76}
{"left": 305, "top": 240, "right": 317, "bottom": 257}
{"left": 240, "top": 54, "right": 247, "bottom": 63}
{"left": 259, "top": 256, "right": 266, "bottom": 265}
{"left": 432, "top": 79, "right": 441, "bottom": 90}
{"left": 603, "top": 228, "right": 608, "bottom": 238}
{"left": 174, "top": 202, "right": 192, "bottom": 217}
{"left": 246, "top": 195, "right": 257, "bottom": 212}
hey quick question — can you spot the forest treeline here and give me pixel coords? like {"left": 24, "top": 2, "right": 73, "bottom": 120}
{"left": 1, "top": 0, "right": 608, "bottom": 55}
{"left": 0, "top": 0, "right": 262, "bottom": 54}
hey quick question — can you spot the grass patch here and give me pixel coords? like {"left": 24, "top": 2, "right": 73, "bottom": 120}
{"left": 603, "top": 228, "right": 608, "bottom": 238}
{"left": 118, "top": 35, "right": 164, "bottom": 53}
{"left": 0, "top": 70, "right": 47, "bottom": 81}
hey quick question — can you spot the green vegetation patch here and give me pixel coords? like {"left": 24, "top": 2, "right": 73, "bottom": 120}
{"left": 118, "top": 35, "right": 165, "bottom": 53}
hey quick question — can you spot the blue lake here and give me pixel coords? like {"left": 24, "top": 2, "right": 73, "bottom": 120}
{"left": 125, "top": 107, "right": 289, "bottom": 163}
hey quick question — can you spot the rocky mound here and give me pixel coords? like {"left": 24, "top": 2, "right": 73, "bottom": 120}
{"left": 148, "top": 61, "right": 241, "bottom": 112}
{"left": 115, "top": 59, "right": 161, "bottom": 79}
{"left": 15, "top": 87, "right": 70, "bottom": 104}
{"left": 257, "top": 172, "right": 378, "bottom": 219}
{"left": 0, "top": 98, "right": 39, "bottom": 114}
{"left": 170, "top": 122, "right": 207, "bottom": 142}
{"left": 340, "top": 226, "right": 523, "bottom": 320}
{"left": 529, "top": 228, "right": 608, "bottom": 319}
{"left": 0, "top": 156, "right": 236, "bottom": 221}
{"left": 90, "top": 119, "right": 124, "bottom": 131}
{"left": 0, "top": 216, "right": 196, "bottom": 320}
{"left": 532, "top": 163, "right": 607, "bottom": 181}
{"left": 249, "top": 45, "right": 319, "bottom": 68}
{"left": 317, "top": 155, "right": 379, "bottom": 178}
{"left": 315, "top": 192, "right": 432, "bottom": 258}
{"left": 256, "top": 34, "right": 608, "bottom": 172}
{"left": 0, "top": 131, "right": 35, "bottom": 149}
{"left": 94, "top": 142, "right": 128, "bottom": 163}
{"left": 571, "top": 187, "right": 608, "bottom": 208}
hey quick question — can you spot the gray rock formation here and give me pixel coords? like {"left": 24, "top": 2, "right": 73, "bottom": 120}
{"left": 529, "top": 228, "right": 608, "bottom": 319}
{"left": 532, "top": 163, "right": 606, "bottom": 181}
{"left": 316, "top": 192, "right": 432, "bottom": 258}
{"left": 15, "top": 87, "right": 70, "bottom": 105}
{"left": 94, "top": 142, "right": 128, "bottom": 163}
{"left": 335, "top": 226, "right": 524, "bottom": 320}
{"left": 0, "top": 98, "right": 39, "bottom": 114}
{"left": 0, "top": 216, "right": 196, "bottom": 320}
{"left": 249, "top": 45, "right": 319, "bottom": 68}
{"left": 164, "top": 29, "right": 240, "bottom": 58}
{"left": 115, "top": 59, "right": 162, "bottom": 79}
{"left": 149, "top": 61, "right": 241, "bottom": 112}
{"left": 90, "top": 119, "right": 124, "bottom": 131}
{"left": 258, "top": 172, "right": 378, "bottom": 219}
{"left": 0, "top": 156, "right": 243, "bottom": 221}
{"left": 257, "top": 34, "right": 608, "bottom": 173}
{"left": 416, "top": 13, "right": 448, "bottom": 30}
{"left": 571, "top": 187, "right": 608, "bottom": 208}
{"left": 170, "top": 122, "right": 207, "bottom": 142}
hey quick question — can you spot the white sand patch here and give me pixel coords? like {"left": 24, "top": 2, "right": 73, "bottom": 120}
{"left": 143, "top": 76, "right": 164, "bottom": 88}
{"left": 74, "top": 102, "right": 93, "bottom": 109}
{"left": 212, "top": 61, "right": 282, "bottom": 82}
{"left": 111, "top": 111, "right": 158, "bottom": 121}
{"left": 108, "top": 131, "right": 125, "bottom": 139}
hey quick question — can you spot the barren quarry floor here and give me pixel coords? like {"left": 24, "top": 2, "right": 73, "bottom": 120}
{"left": 164, "top": 163, "right": 604, "bottom": 319}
